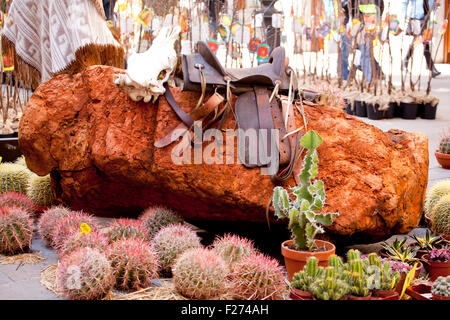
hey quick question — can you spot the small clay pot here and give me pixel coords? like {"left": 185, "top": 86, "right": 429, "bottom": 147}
{"left": 281, "top": 239, "right": 336, "bottom": 281}
{"left": 420, "top": 102, "right": 437, "bottom": 120}
{"left": 347, "top": 292, "right": 372, "bottom": 300}
{"left": 354, "top": 100, "right": 367, "bottom": 117}
{"left": 422, "top": 254, "right": 450, "bottom": 281}
{"left": 400, "top": 102, "right": 418, "bottom": 119}
{"left": 290, "top": 288, "right": 315, "bottom": 300}
{"left": 435, "top": 151, "right": 450, "bottom": 169}
{"left": 371, "top": 290, "right": 399, "bottom": 300}
{"left": 394, "top": 261, "right": 423, "bottom": 295}
{"left": 366, "top": 103, "right": 384, "bottom": 120}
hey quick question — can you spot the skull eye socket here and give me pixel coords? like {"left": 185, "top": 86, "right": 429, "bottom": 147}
{"left": 158, "top": 69, "right": 168, "bottom": 80}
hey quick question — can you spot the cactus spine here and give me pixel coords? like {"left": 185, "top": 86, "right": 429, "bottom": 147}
{"left": 211, "top": 234, "right": 256, "bottom": 268}
{"left": 107, "top": 218, "right": 147, "bottom": 242}
{"left": 27, "top": 174, "right": 57, "bottom": 207}
{"left": 0, "top": 192, "right": 35, "bottom": 214}
{"left": 139, "top": 206, "right": 184, "bottom": 240}
{"left": 310, "top": 266, "right": 349, "bottom": 300}
{"left": 424, "top": 180, "right": 450, "bottom": 218}
{"left": 52, "top": 212, "right": 99, "bottom": 249}
{"left": 431, "top": 194, "right": 450, "bottom": 235}
{"left": 0, "top": 163, "right": 31, "bottom": 194}
{"left": 59, "top": 229, "right": 109, "bottom": 258}
{"left": 37, "top": 206, "right": 73, "bottom": 245}
{"left": 439, "top": 136, "right": 450, "bottom": 154}
{"left": 0, "top": 207, "right": 33, "bottom": 254}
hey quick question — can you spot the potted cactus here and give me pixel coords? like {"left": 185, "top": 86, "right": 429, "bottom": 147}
{"left": 431, "top": 276, "right": 450, "bottom": 300}
{"left": 409, "top": 230, "right": 443, "bottom": 259}
{"left": 436, "top": 130, "right": 450, "bottom": 169}
{"left": 430, "top": 193, "right": 450, "bottom": 241}
{"left": 290, "top": 256, "right": 324, "bottom": 300}
{"left": 344, "top": 250, "right": 372, "bottom": 300}
{"left": 363, "top": 253, "right": 401, "bottom": 300}
{"left": 272, "top": 130, "right": 339, "bottom": 280}
{"left": 309, "top": 266, "right": 349, "bottom": 300}
{"left": 422, "top": 249, "right": 450, "bottom": 281}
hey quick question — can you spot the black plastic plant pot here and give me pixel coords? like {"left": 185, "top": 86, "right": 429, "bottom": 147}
{"left": 400, "top": 102, "right": 418, "bottom": 119}
{"left": 384, "top": 102, "right": 395, "bottom": 119}
{"left": 0, "top": 137, "right": 22, "bottom": 162}
{"left": 366, "top": 103, "right": 384, "bottom": 120}
{"left": 420, "top": 102, "right": 437, "bottom": 120}
{"left": 355, "top": 100, "right": 367, "bottom": 117}
{"left": 345, "top": 100, "right": 354, "bottom": 115}
{"left": 394, "top": 102, "right": 402, "bottom": 118}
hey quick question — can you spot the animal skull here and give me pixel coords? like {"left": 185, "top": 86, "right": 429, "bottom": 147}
{"left": 114, "top": 26, "right": 180, "bottom": 103}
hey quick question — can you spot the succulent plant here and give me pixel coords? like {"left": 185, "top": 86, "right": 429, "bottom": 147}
{"left": 431, "top": 276, "right": 450, "bottom": 297}
{"left": 55, "top": 247, "right": 114, "bottom": 300}
{"left": 345, "top": 258, "right": 370, "bottom": 297}
{"left": 410, "top": 230, "right": 443, "bottom": 251}
{"left": 0, "top": 191, "right": 35, "bottom": 214}
{"left": 272, "top": 131, "right": 339, "bottom": 251}
{"left": 428, "top": 249, "right": 450, "bottom": 262}
{"left": 230, "top": 253, "right": 286, "bottom": 300}
{"left": 107, "top": 218, "right": 147, "bottom": 243}
{"left": 152, "top": 224, "right": 202, "bottom": 275}
{"left": 424, "top": 180, "right": 450, "bottom": 218}
{"left": 37, "top": 206, "right": 73, "bottom": 245}
{"left": 439, "top": 134, "right": 450, "bottom": 154}
{"left": 431, "top": 194, "right": 450, "bottom": 235}
{"left": 52, "top": 211, "right": 99, "bottom": 250}
{"left": 0, "top": 162, "right": 32, "bottom": 194}
{"left": 387, "top": 260, "right": 412, "bottom": 274}
{"left": 173, "top": 248, "right": 228, "bottom": 299}
{"left": 363, "top": 253, "right": 401, "bottom": 291}
{"left": 309, "top": 266, "right": 349, "bottom": 300}
{"left": 291, "top": 256, "right": 325, "bottom": 291}
{"left": 211, "top": 233, "right": 256, "bottom": 267}
{"left": 0, "top": 207, "right": 33, "bottom": 254}
{"left": 382, "top": 238, "right": 418, "bottom": 265}
{"left": 107, "top": 238, "right": 160, "bottom": 292}
{"left": 27, "top": 174, "right": 57, "bottom": 207}
{"left": 139, "top": 206, "right": 184, "bottom": 240}
{"left": 59, "top": 229, "right": 109, "bottom": 258}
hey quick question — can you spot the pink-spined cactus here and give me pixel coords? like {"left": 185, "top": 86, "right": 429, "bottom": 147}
{"left": 0, "top": 206, "right": 33, "bottom": 254}
{"left": 0, "top": 192, "right": 35, "bottom": 214}
{"left": 107, "top": 218, "right": 147, "bottom": 243}
{"left": 59, "top": 229, "right": 109, "bottom": 258}
{"left": 139, "top": 206, "right": 184, "bottom": 240}
{"left": 37, "top": 206, "right": 73, "bottom": 245}
{"left": 211, "top": 233, "right": 256, "bottom": 268}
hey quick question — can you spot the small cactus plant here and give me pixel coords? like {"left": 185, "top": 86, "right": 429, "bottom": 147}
{"left": 211, "top": 233, "right": 256, "bottom": 267}
{"left": 27, "top": 174, "right": 57, "bottom": 207}
{"left": 0, "top": 162, "right": 31, "bottom": 194}
{"left": 438, "top": 133, "right": 450, "bottom": 154}
{"left": 0, "top": 207, "right": 33, "bottom": 254}
{"left": 291, "top": 256, "right": 325, "bottom": 291}
{"left": 59, "top": 229, "right": 109, "bottom": 258}
{"left": 52, "top": 211, "right": 99, "bottom": 250}
{"left": 230, "top": 253, "right": 286, "bottom": 300}
{"left": 107, "top": 218, "right": 147, "bottom": 243}
{"left": 431, "top": 276, "right": 450, "bottom": 298}
{"left": 0, "top": 191, "right": 35, "bottom": 214}
{"left": 152, "top": 224, "right": 202, "bottom": 275}
{"left": 107, "top": 238, "right": 160, "bottom": 292}
{"left": 55, "top": 247, "right": 114, "bottom": 300}
{"left": 139, "top": 206, "right": 184, "bottom": 240}
{"left": 272, "top": 131, "right": 339, "bottom": 251}
{"left": 431, "top": 194, "right": 450, "bottom": 236}
{"left": 310, "top": 266, "right": 349, "bottom": 300}
{"left": 424, "top": 180, "right": 450, "bottom": 218}
{"left": 37, "top": 206, "right": 73, "bottom": 245}
{"left": 363, "top": 253, "right": 401, "bottom": 291}
{"left": 173, "top": 248, "right": 228, "bottom": 299}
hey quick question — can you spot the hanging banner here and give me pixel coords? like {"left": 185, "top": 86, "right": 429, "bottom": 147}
{"left": 256, "top": 43, "right": 270, "bottom": 63}
{"left": 249, "top": 37, "right": 261, "bottom": 53}
{"left": 208, "top": 39, "right": 219, "bottom": 53}
{"left": 138, "top": 8, "right": 152, "bottom": 26}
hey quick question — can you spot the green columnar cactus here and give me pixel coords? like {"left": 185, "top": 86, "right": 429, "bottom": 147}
{"left": 27, "top": 174, "right": 57, "bottom": 207}
{"left": 424, "top": 180, "right": 450, "bottom": 218}
{"left": 0, "top": 163, "right": 32, "bottom": 194}
{"left": 291, "top": 256, "right": 325, "bottom": 291}
{"left": 439, "top": 136, "right": 450, "bottom": 154}
{"left": 363, "top": 253, "right": 401, "bottom": 291}
{"left": 272, "top": 131, "right": 339, "bottom": 251}
{"left": 310, "top": 266, "right": 349, "bottom": 300}
{"left": 431, "top": 194, "right": 450, "bottom": 235}
{"left": 346, "top": 249, "right": 362, "bottom": 262}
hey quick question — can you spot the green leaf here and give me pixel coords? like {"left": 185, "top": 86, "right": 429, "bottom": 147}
{"left": 301, "top": 130, "right": 323, "bottom": 150}
{"left": 314, "top": 212, "right": 339, "bottom": 226}
{"left": 272, "top": 187, "right": 290, "bottom": 218}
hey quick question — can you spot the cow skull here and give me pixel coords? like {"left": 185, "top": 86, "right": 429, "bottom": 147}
{"left": 114, "top": 26, "right": 180, "bottom": 103}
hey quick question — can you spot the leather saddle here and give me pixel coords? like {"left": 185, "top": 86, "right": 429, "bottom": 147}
{"left": 155, "top": 41, "right": 305, "bottom": 183}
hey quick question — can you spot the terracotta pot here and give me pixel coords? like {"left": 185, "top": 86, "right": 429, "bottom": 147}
{"left": 435, "top": 151, "right": 450, "bottom": 169}
{"left": 347, "top": 292, "right": 372, "bottom": 300}
{"left": 432, "top": 293, "right": 450, "bottom": 300}
{"left": 394, "top": 261, "right": 423, "bottom": 295}
{"left": 281, "top": 239, "right": 336, "bottom": 281}
{"left": 435, "top": 232, "right": 450, "bottom": 241}
{"left": 289, "top": 288, "right": 315, "bottom": 300}
{"left": 371, "top": 290, "right": 399, "bottom": 300}
{"left": 422, "top": 254, "right": 450, "bottom": 281}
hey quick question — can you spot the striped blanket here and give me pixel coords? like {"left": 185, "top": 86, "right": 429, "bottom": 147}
{"left": 2, "top": 0, "right": 123, "bottom": 88}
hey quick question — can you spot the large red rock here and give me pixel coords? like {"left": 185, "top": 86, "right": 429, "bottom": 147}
{"left": 19, "top": 66, "right": 429, "bottom": 238}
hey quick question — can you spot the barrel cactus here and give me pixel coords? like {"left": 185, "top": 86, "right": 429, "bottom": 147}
{"left": 0, "top": 162, "right": 31, "bottom": 194}
{"left": 0, "top": 207, "right": 33, "bottom": 254}
{"left": 424, "top": 180, "right": 450, "bottom": 218}
{"left": 27, "top": 174, "right": 57, "bottom": 207}
{"left": 431, "top": 194, "right": 450, "bottom": 235}
{"left": 431, "top": 276, "right": 450, "bottom": 298}
{"left": 211, "top": 234, "right": 256, "bottom": 268}
{"left": 439, "top": 135, "right": 450, "bottom": 154}
{"left": 52, "top": 212, "right": 99, "bottom": 250}
{"left": 108, "top": 239, "right": 160, "bottom": 292}
{"left": 59, "top": 229, "right": 109, "bottom": 258}
{"left": 139, "top": 206, "right": 184, "bottom": 240}
{"left": 230, "top": 253, "right": 286, "bottom": 300}
{"left": 14, "top": 156, "right": 27, "bottom": 168}
{"left": 152, "top": 224, "right": 202, "bottom": 275}
{"left": 173, "top": 248, "right": 228, "bottom": 299}
{"left": 37, "top": 206, "right": 73, "bottom": 245}
{"left": 55, "top": 247, "right": 114, "bottom": 300}
{"left": 107, "top": 218, "right": 147, "bottom": 243}
{"left": 0, "top": 191, "right": 35, "bottom": 214}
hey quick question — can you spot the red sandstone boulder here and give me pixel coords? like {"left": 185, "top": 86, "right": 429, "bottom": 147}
{"left": 19, "top": 66, "right": 429, "bottom": 239}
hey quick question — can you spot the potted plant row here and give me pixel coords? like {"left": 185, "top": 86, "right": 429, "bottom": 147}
{"left": 422, "top": 249, "right": 450, "bottom": 281}
{"left": 272, "top": 131, "right": 338, "bottom": 281}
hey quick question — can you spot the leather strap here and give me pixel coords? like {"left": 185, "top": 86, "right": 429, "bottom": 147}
{"left": 270, "top": 99, "right": 290, "bottom": 166}
{"left": 254, "top": 87, "right": 275, "bottom": 166}
{"left": 163, "top": 83, "right": 194, "bottom": 127}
